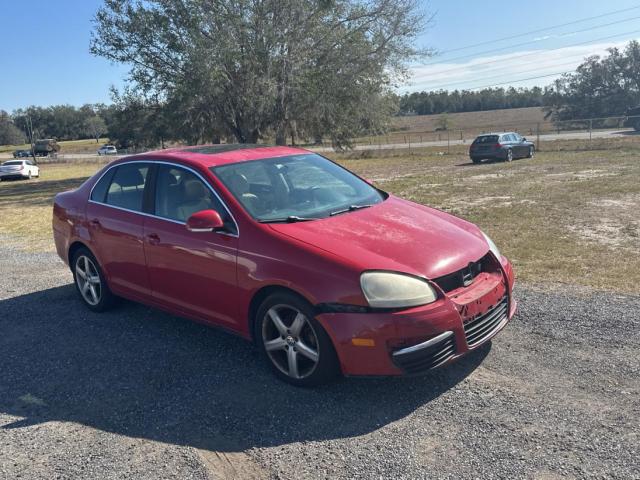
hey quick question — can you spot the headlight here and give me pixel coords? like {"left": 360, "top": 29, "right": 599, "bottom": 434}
{"left": 482, "top": 232, "right": 502, "bottom": 260}
{"left": 360, "top": 271, "right": 438, "bottom": 309}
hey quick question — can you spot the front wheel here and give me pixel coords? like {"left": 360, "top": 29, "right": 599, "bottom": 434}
{"left": 257, "top": 292, "right": 339, "bottom": 387}
{"left": 527, "top": 146, "right": 535, "bottom": 158}
{"left": 72, "top": 247, "right": 117, "bottom": 312}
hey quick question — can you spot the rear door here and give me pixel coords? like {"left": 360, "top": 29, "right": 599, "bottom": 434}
{"left": 142, "top": 164, "right": 241, "bottom": 328}
{"left": 86, "top": 162, "right": 153, "bottom": 300}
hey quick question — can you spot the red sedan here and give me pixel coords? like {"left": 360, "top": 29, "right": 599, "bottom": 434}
{"left": 53, "top": 145, "right": 516, "bottom": 386}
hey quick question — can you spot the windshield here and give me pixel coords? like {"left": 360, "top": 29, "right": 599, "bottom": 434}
{"left": 212, "top": 153, "right": 385, "bottom": 222}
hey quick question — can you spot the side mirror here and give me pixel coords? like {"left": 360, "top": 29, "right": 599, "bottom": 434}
{"left": 522, "top": 137, "right": 527, "bottom": 141}
{"left": 186, "top": 209, "right": 224, "bottom": 233}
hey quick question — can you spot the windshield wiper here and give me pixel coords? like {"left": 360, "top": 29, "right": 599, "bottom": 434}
{"left": 329, "top": 204, "right": 373, "bottom": 216}
{"left": 259, "top": 215, "right": 319, "bottom": 223}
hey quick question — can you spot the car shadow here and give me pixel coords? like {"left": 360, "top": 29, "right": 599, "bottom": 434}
{"left": 0, "top": 284, "right": 489, "bottom": 452}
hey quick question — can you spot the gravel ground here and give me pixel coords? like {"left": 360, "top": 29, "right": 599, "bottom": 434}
{"left": 0, "top": 244, "right": 638, "bottom": 479}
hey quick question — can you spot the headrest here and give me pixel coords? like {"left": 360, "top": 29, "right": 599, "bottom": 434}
{"left": 115, "top": 167, "right": 144, "bottom": 187}
{"left": 226, "top": 173, "right": 250, "bottom": 195}
{"left": 183, "top": 178, "right": 207, "bottom": 200}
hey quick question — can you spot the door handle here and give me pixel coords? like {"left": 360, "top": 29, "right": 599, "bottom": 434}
{"left": 146, "top": 233, "right": 160, "bottom": 245}
{"left": 89, "top": 218, "right": 101, "bottom": 227}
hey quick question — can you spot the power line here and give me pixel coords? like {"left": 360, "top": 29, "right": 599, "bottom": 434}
{"left": 436, "top": 4, "right": 640, "bottom": 55}
{"left": 413, "top": 48, "right": 608, "bottom": 85}
{"left": 422, "top": 58, "right": 589, "bottom": 91}
{"left": 421, "top": 29, "right": 640, "bottom": 77}
{"left": 465, "top": 71, "right": 574, "bottom": 91}
{"left": 423, "top": 15, "right": 640, "bottom": 66}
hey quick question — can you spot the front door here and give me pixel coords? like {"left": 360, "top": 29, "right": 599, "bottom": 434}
{"left": 142, "top": 164, "right": 240, "bottom": 329}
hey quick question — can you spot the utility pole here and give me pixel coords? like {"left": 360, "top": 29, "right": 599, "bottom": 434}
{"left": 27, "top": 116, "right": 37, "bottom": 163}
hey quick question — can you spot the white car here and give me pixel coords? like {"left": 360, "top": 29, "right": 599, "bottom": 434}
{"left": 98, "top": 145, "right": 118, "bottom": 155}
{"left": 0, "top": 160, "right": 40, "bottom": 181}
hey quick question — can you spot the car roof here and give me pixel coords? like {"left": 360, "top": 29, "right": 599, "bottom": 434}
{"left": 477, "top": 132, "right": 515, "bottom": 137}
{"left": 124, "top": 144, "right": 311, "bottom": 168}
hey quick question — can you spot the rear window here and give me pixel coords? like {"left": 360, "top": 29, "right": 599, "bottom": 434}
{"left": 473, "top": 135, "right": 499, "bottom": 144}
{"left": 3, "top": 161, "right": 23, "bottom": 166}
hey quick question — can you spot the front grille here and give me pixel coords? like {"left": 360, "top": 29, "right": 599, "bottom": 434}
{"left": 434, "top": 254, "right": 492, "bottom": 293}
{"left": 464, "top": 296, "right": 508, "bottom": 347}
{"left": 392, "top": 333, "right": 456, "bottom": 375}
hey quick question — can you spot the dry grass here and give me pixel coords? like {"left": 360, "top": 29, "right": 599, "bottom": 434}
{"left": 354, "top": 107, "right": 552, "bottom": 146}
{"left": 0, "top": 163, "right": 103, "bottom": 250}
{"left": 1, "top": 139, "right": 639, "bottom": 293}
{"left": 0, "top": 138, "right": 109, "bottom": 155}
{"left": 393, "top": 107, "right": 550, "bottom": 133}
{"left": 329, "top": 140, "right": 640, "bottom": 294}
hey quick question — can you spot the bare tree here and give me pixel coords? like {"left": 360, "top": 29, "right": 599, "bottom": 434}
{"left": 85, "top": 116, "right": 107, "bottom": 143}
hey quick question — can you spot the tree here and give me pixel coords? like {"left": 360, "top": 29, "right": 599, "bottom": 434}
{"left": 85, "top": 116, "right": 107, "bottom": 143}
{"left": 0, "top": 111, "right": 25, "bottom": 145}
{"left": 91, "top": 0, "right": 428, "bottom": 146}
{"left": 435, "top": 113, "right": 452, "bottom": 131}
{"left": 544, "top": 40, "right": 640, "bottom": 122}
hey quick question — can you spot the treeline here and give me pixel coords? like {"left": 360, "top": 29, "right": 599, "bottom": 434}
{"left": 398, "top": 87, "right": 546, "bottom": 116}
{"left": 0, "top": 104, "right": 111, "bottom": 145}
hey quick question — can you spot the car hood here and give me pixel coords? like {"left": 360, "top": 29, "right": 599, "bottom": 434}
{"left": 268, "top": 195, "right": 490, "bottom": 279}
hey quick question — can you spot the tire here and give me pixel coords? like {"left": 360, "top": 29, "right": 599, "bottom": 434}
{"left": 471, "top": 157, "right": 482, "bottom": 164}
{"left": 527, "top": 146, "right": 535, "bottom": 158}
{"left": 505, "top": 149, "right": 513, "bottom": 162}
{"left": 71, "top": 247, "right": 117, "bottom": 312}
{"left": 256, "top": 291, "right": 340, "bottom": 387}
{"left": 27, "top": 172, "right": 32, "bottom": 180}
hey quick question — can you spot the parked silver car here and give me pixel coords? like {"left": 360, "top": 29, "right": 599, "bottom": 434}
{"left": 97, "top": 145, "right": 118, "bottom": 156}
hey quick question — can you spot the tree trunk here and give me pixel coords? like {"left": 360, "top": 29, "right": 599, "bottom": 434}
{"left": 275, "top": 127, "right": 286, "bottom": 146}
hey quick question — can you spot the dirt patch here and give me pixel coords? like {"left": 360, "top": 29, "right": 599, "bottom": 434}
{"left": 567, "top": 193, "right": 640, "bottom": 251}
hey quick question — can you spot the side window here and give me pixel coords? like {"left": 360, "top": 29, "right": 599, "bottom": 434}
{"left": 90, "top": 168, "right": 116, "bottom": 203}
{"left": 154, "top": 165, "right": 235, "bottom": 231}
{"left": 105, "top": 163, "right": 149, "bottom": 212}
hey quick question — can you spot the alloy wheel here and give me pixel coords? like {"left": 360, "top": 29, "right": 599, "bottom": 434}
{"left": 506, "top": 149, "right": 513, "bottom": 162}
{"left": 262, "top": 304, "right": 320, "bottom": 379}
{"left": 75, "top": 255, "right": 102, "bottom": 306}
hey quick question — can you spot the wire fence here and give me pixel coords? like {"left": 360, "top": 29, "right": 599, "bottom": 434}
{"left": 326, "top": 114, "right": 640, "bottom": 153}
{"left": 4, "top": 115, "right": 639, "bottom": 162}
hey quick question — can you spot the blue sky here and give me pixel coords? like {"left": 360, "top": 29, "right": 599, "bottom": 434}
{"left": 1, "top": 0, "right": 640, "bottom": 111}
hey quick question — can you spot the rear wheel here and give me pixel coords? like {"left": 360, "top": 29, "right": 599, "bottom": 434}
{"left": 72, "top": 247, "right": 117, "bottom": 312}
{"left": 505, "top": 149, "right": 513, "bottom": 162}
{"left": 257, "top": 292, "right": 339, "bottom": 386}
{"left": 471, "top": 157, "right": 482, "bottom": 164}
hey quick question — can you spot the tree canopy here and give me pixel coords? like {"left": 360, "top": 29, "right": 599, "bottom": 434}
{"left": 544, "top": 40, "right": 640, "bottom": 121}
{"left": 91, "top": 0, "right": 427, "bottom": 147}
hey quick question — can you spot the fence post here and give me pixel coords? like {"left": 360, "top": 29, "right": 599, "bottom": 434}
{"left": 589, "top": 119, "right": 593, "bottom": 144}
{"left": 447, "top": 130, "right": 450, "bottom": 154}
{"left": 536, "top": 123, "right": 541, "bottom": 151}
{"left": 408, "top": 134, "right": 411, "bottom": 153}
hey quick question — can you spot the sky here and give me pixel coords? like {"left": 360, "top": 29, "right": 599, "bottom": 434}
{"left": 1, "top": 0, "right": 639, "bottom": 111}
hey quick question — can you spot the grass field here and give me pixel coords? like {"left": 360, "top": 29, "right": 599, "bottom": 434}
{"left": 0, "top": 138, "right": 109, "bottom": 155}
{"left": 1, "top": 138, "right": 638, "bottom": 293}
{"left": 354, "top": 107, "right": 553, "bottom": 145}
